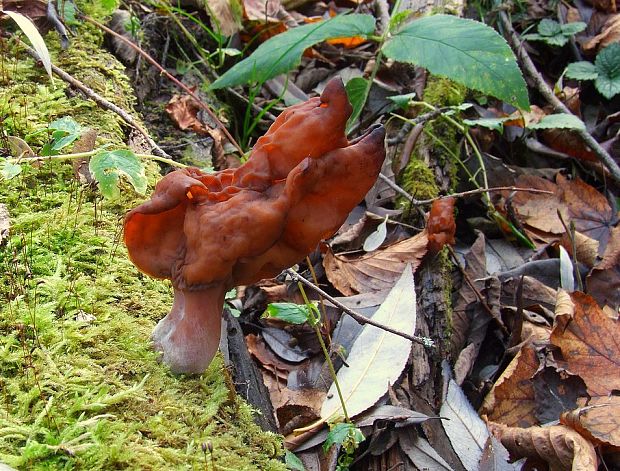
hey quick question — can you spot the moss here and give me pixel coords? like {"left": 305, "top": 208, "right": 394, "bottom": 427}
{"left": 396, "top": 159, "right": 439, "bottom": 212}
{"left": 0, "top": 14, "right": 285, "bottom": 471}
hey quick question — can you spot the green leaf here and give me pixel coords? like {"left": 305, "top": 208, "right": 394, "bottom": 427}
{"left": 388, "top": 92, "right": 417, "bottom": 109}
{"left": 89, "top": 150, "right": 148, "bottom": 199}
{"left": 50, "top": 117, "right": 81, "bottom": 134}
{"left": 323, "top": 423, "right": 364, "bottom": 453}
{"left": 560, "top": 22, "right": 586, "bottom": 36}
{"left": 210, "top": 14, "right": 375, "bottom": 89}
{"left": 0, "top": 161, "right": 23, "bottom": 180}
{"left": 529, "top": 113, "right": 585, "bottom": 130}
{"left": 382, "top": 15, "right": 529, "bottom": 109}
{"left": 345, "top": 77, "right": 369, "bottom": 132}
{"left": 3, "top": 10, "right": 53, "bottom": 81}
{"left": 565, "top": 61, "right": 598, "bottom": 81}
{"left": 594, "top": 43, "right": 620, "bottom": 99}
{"left": 537, "top": 18, "right": 562, "bottom": 36}
{"left": 264, "top": 303, "right": 311, "bottom": 324}
{"left": 463, "top": 117, "right": 511, "bottom": 132}
{"left": 285, "top": 450, "right": 305, "bottom": 471}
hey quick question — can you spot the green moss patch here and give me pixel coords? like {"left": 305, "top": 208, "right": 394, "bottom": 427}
{"left": 0, "top": 16, "right": 284, "bottom": 471}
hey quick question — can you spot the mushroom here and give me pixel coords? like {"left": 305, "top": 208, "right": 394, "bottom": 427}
{"left": 124, "top": 78, "right": 386, "bottom": 374}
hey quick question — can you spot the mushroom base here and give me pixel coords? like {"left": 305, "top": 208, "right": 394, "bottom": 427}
{"left": 152, "top": 286, "right": 227, "bottom": 374}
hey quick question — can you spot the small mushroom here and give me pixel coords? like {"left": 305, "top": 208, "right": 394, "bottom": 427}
{"left": 124, "top": 78, "right": 386, "bottom": 374}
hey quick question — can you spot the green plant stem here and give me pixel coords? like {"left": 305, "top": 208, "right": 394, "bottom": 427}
{"left": 297, "top": 282, "right": 351, "bottom": 423}
{"left": 7, "top": 151, "right": 188, "bottom": 168}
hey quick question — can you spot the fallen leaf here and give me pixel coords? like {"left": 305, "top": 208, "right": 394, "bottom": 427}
{"left": 481, "top": 345, "right": 539, "bottom": 427}
{"left": 583, "top": 14, "right": 620, "bottom": 52}
{"left": 165, "top": 94, "right": 211, "bottom": 134}
{"left": 206, "top": 0, "right": 243, "bottom": 36}
{"left": 479, "top": 435, "right": 523, "bottom": 471}
{"left": 440, "top": 379, "right": 489, "bottom": 471}
{"left": 587, "top": 225, "right": 620, "bottom": 313}
{"left": 560, "top": 396, "right": 620, "bottom": 448}
{"left": 324, "top": 231, "right": 428, "bottom": 295}
{"left": 488, "top": 422, "right": 597, "bottom": 471}
{"left": 399, "top": 429, "right": 454, "bottom": 471}
{"left": 508, "top": 174, "right": 617, "bottom": 253}
{"left": 550, "top": 291, "right": 620, "bottom": 397}
{"left": 320, "top": 264, "right": 416, "bottom": 421}
{"left": 451, "top": 232, "right": 487, "bottom": 354}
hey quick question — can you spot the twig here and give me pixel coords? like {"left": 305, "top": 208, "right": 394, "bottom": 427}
{"left": 82, "top": 14, "right": 244, "bottom": 155}
{"left": 15, "top": 38, "right": 170, "bottom": 160}
{"left": 377, "top": 176, "right": 555, "bottom": 206}
{"left": 498, "top": 11, "right": 620, "bottom": 184}
{"left": 285, "top": 269, "right": 434, "bottom": 348}
{"left": 7, "top": 150, "right": 187, "bottom": 168}
{"left": 386, "top": 108, "right": 447, "bottom": 145}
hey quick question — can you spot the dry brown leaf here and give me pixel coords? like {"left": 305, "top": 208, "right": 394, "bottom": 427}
{"left": 206, "top": 0, "right": 243, "bottom": 36}
{"left": 452, "top": 232, "right": 487, "bottom": 354}
{"left": 481, "top": 345, "right": 539, "bottom": 428}
{"left": 243, "top": 0, "right": 284, "bottom": 22}
{"left": 508, "top": 175, "right": 617, "bottom": 253}
{"left": 323, "top": 231, "right": 427, "bottom": 295}
{"left": 488, "top": 422, "right": 598, "bottom": 471}
{"left": 165, "top": 94, "right": 210, "bottom": 133}
{"left": 550, "top": 291, "right": 620, "bottom": 398}
{"left": 559, "top": 231, "right": 599, "bottom": 267}
{"left": 561, "top": 396, "right": 620, "bottom": 448}
{"left": 583, "top": 13, "right": 620, "bottom": 51}
{"left": 246, "top": 333, "right": 294, "bottom": 380}
{"left": 587, "top": 224, "right": 620, "bottom": 313}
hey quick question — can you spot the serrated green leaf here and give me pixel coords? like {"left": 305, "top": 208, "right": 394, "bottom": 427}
{"left": 463, "top": 117, "right": 511, "bottom": 132}
{"left": 264, "top": 303, "right": 311, "bottom": 324}
{"left": 565, "top": 61, "right": 598, "bottom": 81}
{"left": 323, "top": 423, "right": 364, "bottom": 452}
{"left": 560, "top": 22, "right": 586, "bottom": 36}
{"left": 537, "top": 19, "right": 562, "bottom": 36}
{"left": 382, "top": 15, "right": 529, "bottom": 109}
{"left": 89, "top": 150, "right": 147, "bottom": 199}
{"left": 345, "top": 77, "right": 369, "bottom": 132}
{"left": 285, "top": 450, "right": 305, "bottom": 471}
{"left": 210, "top": 15, "right": 375, "bottom": 89}
{"left": 594, "top": 43, "right": 620, "bottom": 99}
{"left": 0, "top": 161, "right": 23, "bottom": 180}
{"left": 529, "top": 113, "right": 585, "bottom": 130}
{"left": 3, "top": 10, "right": 53, "bottom": 81}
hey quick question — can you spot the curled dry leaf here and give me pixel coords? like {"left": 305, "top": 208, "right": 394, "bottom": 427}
{"left": 480, "top": 345, "right": 539, "bottom": 428}
{"left": 560, "top": 396, "right": 620, "bottom": 448}
{"left": 487, "top": 422, "right": 597, "bottom": 471}
{"left": 324, "top": 231, "right": 428, "bottom": 295}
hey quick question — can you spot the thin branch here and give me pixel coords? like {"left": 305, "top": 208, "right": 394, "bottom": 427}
{"left": 15, "top": 38, "right": 170, "bottom": 160}
{"left": 8, "top": 151, "right": 187, "bottom": 168}
{"left": 285, "top": 269, "right": 435, "bottom": 348}
{"left": 498, "top": 11, "right": 620, "bottom": 184}
{"left": 82, "top": 14, "right": 244, "bottom": 155}
{"left": 377, "top": 175, "right": 555, "bottom": 206}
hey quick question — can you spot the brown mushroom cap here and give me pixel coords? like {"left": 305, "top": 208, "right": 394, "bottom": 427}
{"left": 124, "top": 78, "right": 386, "bottom": 374}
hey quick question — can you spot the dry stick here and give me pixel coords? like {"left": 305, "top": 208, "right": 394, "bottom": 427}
{"left": 498, "top": 11, "right": 620, "bottom": 184}
{"left": 16, "top": 39, "right": 170, "bottom": 159}
{"left": 378, "top": 175, "right": 554, "bottom": 205}
{"left": 285, "top": 269, "right": 434, "bottom": 347}
{"left": 82, "top": 15, "right": 245, "bottom": 155}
